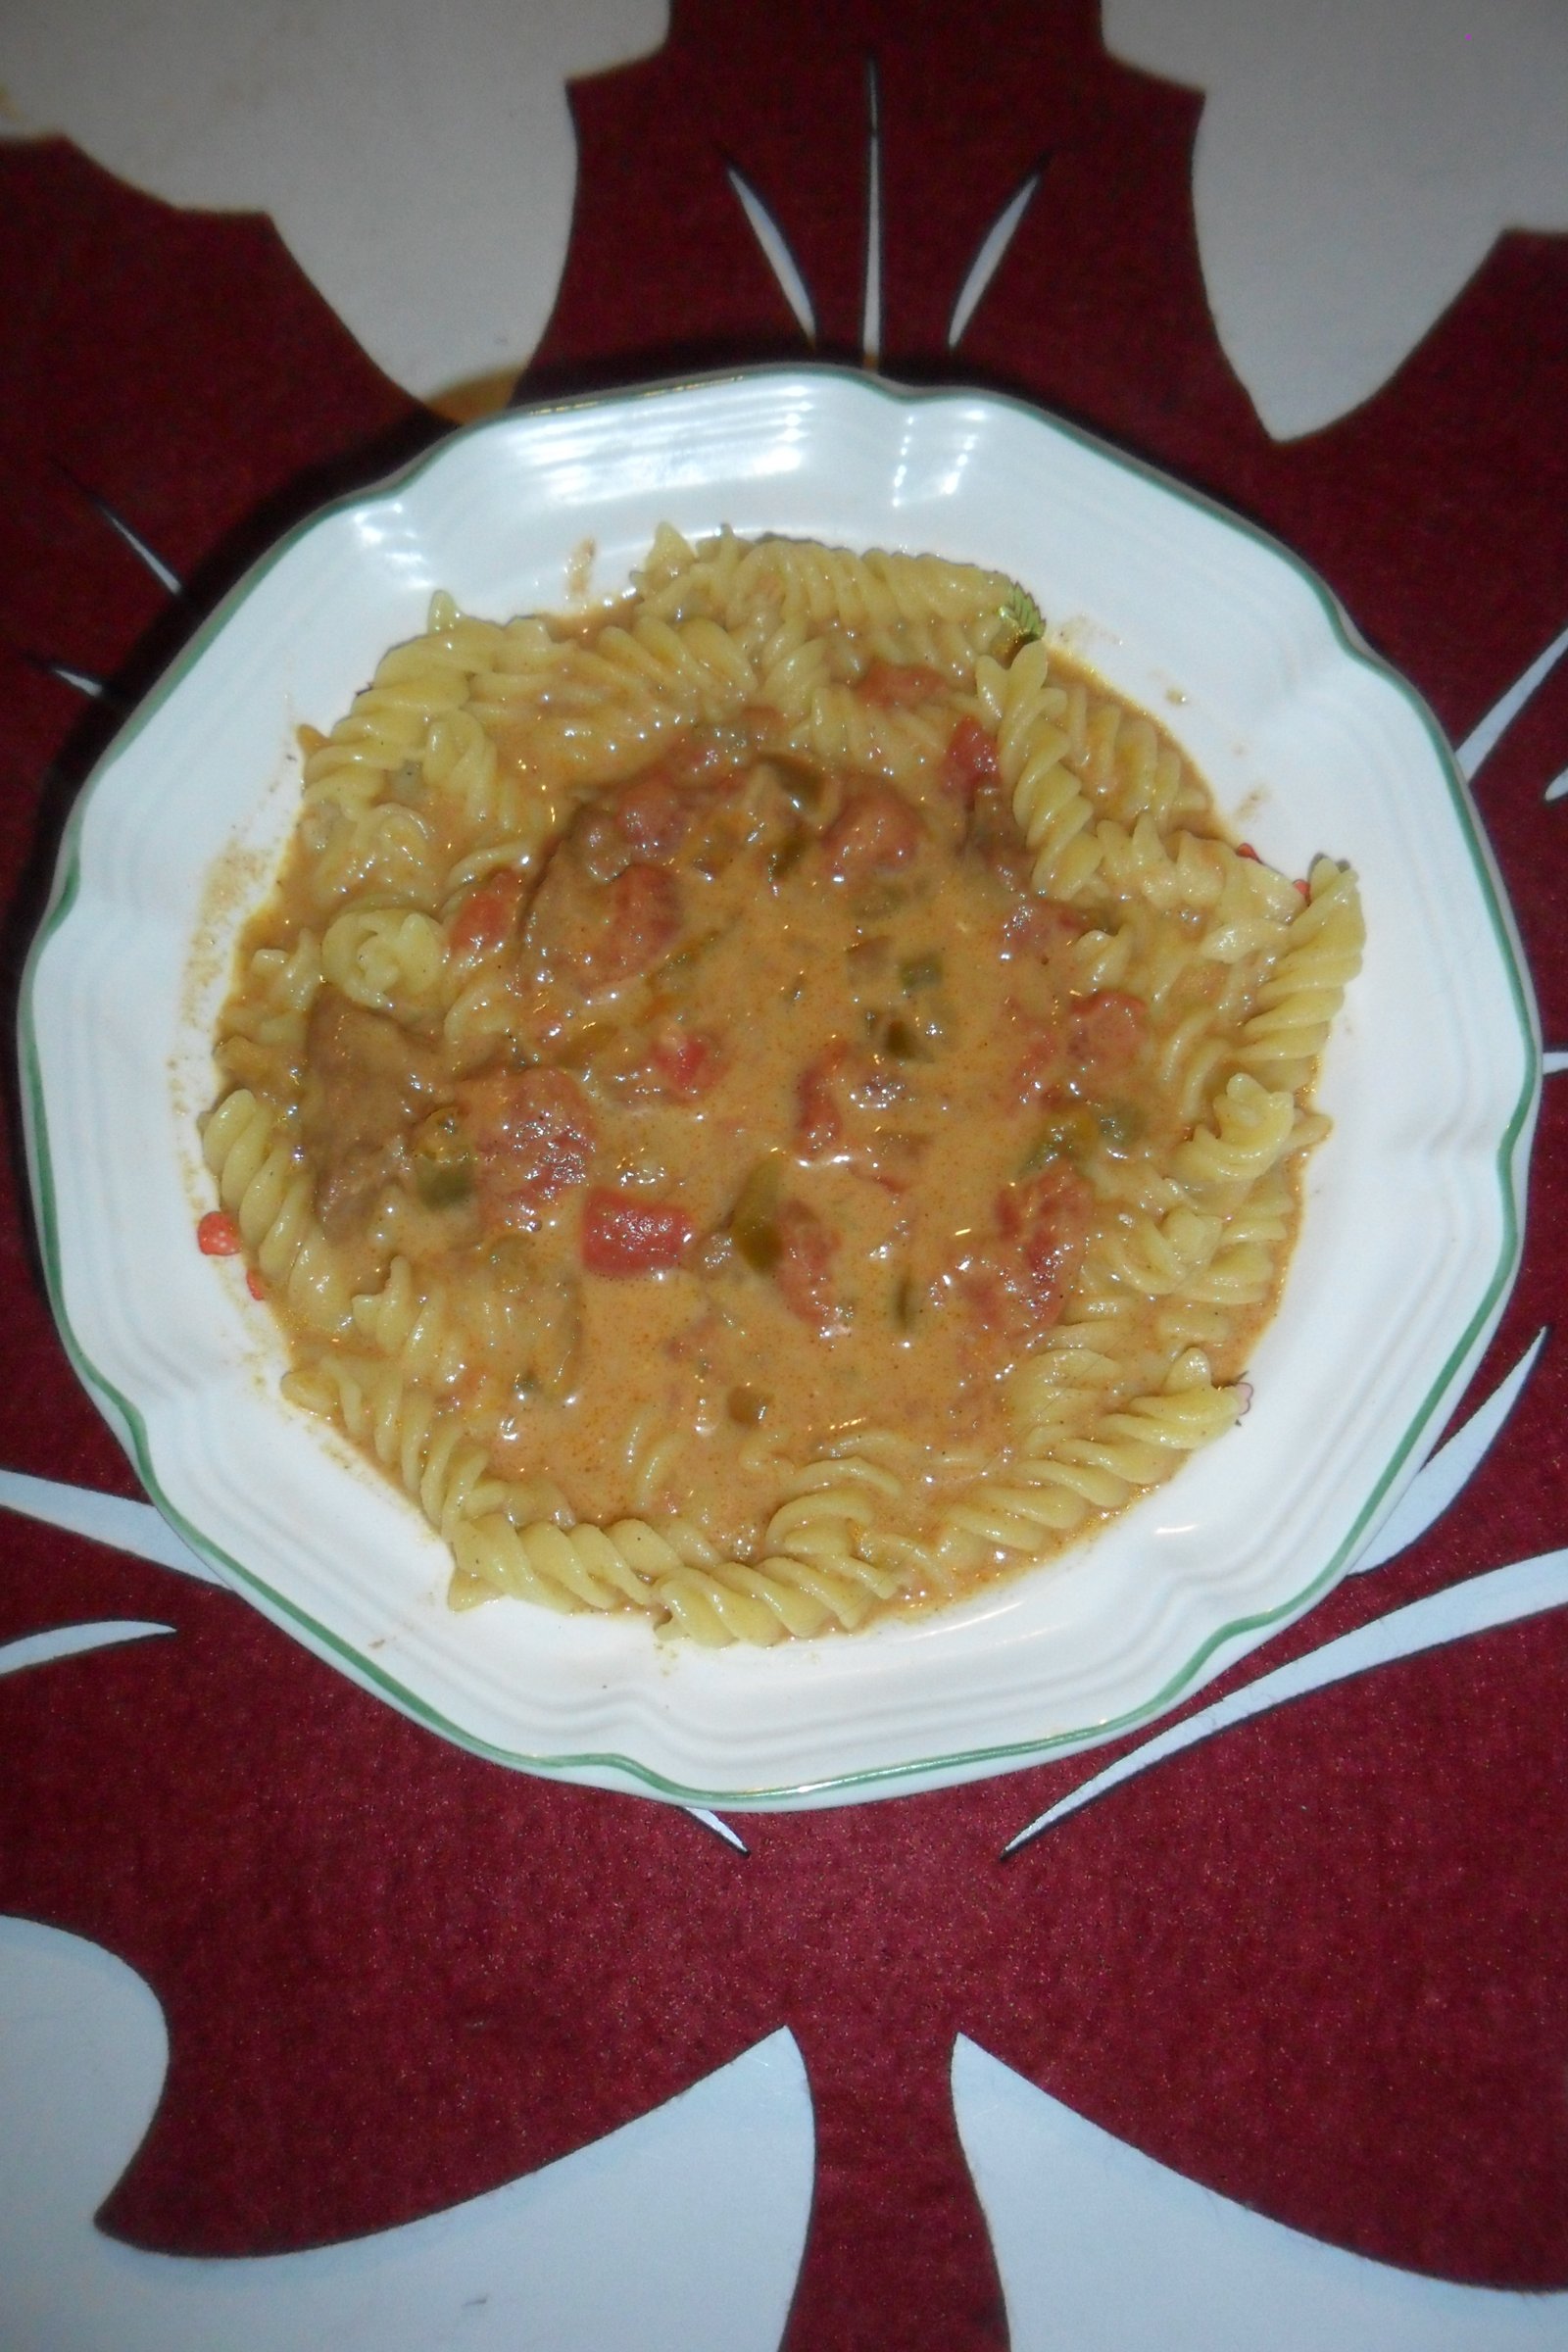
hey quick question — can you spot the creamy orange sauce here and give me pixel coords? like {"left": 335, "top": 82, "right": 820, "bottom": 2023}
{"left": 205, "top": 535, "right": 1357, "bottom": 1637}
{"left": 438, "top": 740, "right": 1169, "bottom": 1555}
{"left": 226, "top": 707, "right": 1248, "bottom": 1552}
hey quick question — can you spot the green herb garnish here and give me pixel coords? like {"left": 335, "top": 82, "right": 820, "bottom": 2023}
{"left": 1001, "top": 584, "right": 1044, "bottom": 642}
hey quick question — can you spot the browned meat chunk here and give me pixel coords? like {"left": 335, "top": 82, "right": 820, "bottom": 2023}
{"left": 301, "top": 988, "right": 445, "bottom": 1237}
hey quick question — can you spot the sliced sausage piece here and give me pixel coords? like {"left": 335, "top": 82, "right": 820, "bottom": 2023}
{"left": 458, "top": 1065, "right": 597, "bottom": 1234}
{"left": 614, "top": 774, "right": 691, "bottom": 860}
{"left": 526, "top": 850, "right": 682, "bottom": 992}
{"left": 448, "top": 869, "right": 530, "bottom": 965}
{"left": 566, "top": 772, "right": 694, "bottom": 885}
{"left": 594, "top": 863, "right": 683, "bottom": 986}
{"left": 822, "top": 785, "right": 925, "bottom": 882}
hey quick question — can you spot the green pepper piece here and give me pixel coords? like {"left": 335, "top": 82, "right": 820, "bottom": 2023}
{"left": 882, "top": 1015, "right": 933, "bottom": 1061}
{"left": 1019, "top": 1102, "right": 1100, "bottom": 1174}
{"left": 655, "top": 928, "right": 726, "bottom": 986}
{"left": 730, "top": 1152, "right": 785, "bottom": 1272}
{"left": 416, "top": 1156, "right": 474, "bottom": 1207}
{"left": 550, "top": 1020, "right": 612, "bottom": 1069}
{"left": 898, "top": 951, "right": 944, "bottom": 992}
{"left": 411, "top": 1106, "right": 474, "bottom": 1206}
{"left": 1097, "top": 1101, "right": 1147, "bottom": 1152}
{"left": 768, "top": 825, "right": 808, "bottom": 882}
{"left": 760, "top": 752, "right": 828, "bottom": 812}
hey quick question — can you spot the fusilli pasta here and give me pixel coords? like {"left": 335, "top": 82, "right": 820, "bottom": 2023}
{"left": 202, "top": 527, "right": 1363, "bottom": 1644}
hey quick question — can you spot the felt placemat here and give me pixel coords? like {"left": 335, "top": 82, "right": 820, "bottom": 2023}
{"left": 2, "top": 8, "right": 1565, "bottom": 2343}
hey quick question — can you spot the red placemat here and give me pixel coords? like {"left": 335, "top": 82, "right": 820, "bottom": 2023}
{"left": 2, "top": 7, "right": 1566, "bottom": 2345}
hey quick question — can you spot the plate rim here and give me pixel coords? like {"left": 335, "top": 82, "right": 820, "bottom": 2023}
{"left": 18, "top": 362, "right": 1543, "bottom": 1809}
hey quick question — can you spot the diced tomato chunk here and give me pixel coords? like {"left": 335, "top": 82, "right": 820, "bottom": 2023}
{"left": 1011, "top": 1030, "right": 1065, "bottom": 1107}
{"left": 197, "top": 1209, "right": 242, "bottom": 1256}
{"left": 822, "top": 786, "right": 925, "bottom": 881}
{"left": 1067, "top": 990, "right": 1147, "bottom": 1071}
{"left": 942, "top": 714, "right": 1000, "bottom": 806}
{"left": 648, "top": 1023, "right": 723, "bottom": 1100}
{"left": 858, "top": 660, "right": 948, "bottom": 709}
{"left": 1002, "top": 896, "right": 1089, "bottom": 959}
{"left": 1001, "top": 1160, "right": 1093, "bottom": 1243}
{"left": 795, "top": 1053, "right": 845, "bottom": 1157}
{"left": 458, "top": 1065, "right": 596, "bottom": 1233}
{"left": 793, "top": 1041, "right": 913, "bottom": 1181}
{"left": 448, "top": 869, "right": 528, "bottom": 963}
{"left": 965, "top": 779, "right": 1030, "bottom": 888}
{"left": 1010, "top": 1164, "right": 1094, "bottom": 1314}
{"left": 949, "top": 1164, "right": 1092, "bottom": 1343}
{"left": 580, "top": 1187, "right": 696, "bottom": 1276}
{"left": 950, "top": 1257, "right": 1025, "bottom": 1338}
{"left": 771, "top": 1199, "right": 843, "bottom": 1334}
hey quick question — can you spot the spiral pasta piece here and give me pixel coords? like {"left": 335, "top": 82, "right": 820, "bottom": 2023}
{"left": 1173, "top": 1072, "right": 1300, "bottom": 1200}
{"left": 789, "top": 681, "right": 950, "bottom": 783}
{"left": 726, "top": 538, "right": 1014, "bottom": 635}
{"left": 349, "top": 1257, "right": 468, "bottom": 1389}
{"left": 280, "top": 1353, "right": 555, "bottom": 1544}
{"left": 1233, "top": 858, "right": 1365, "bottom": 1090}
{"left": 947, "top": 1361, "right": 1243, "bottom": 1552}
{"left": 301, "top": 646, "right": 470, "bottom": 816}
{"left": 998, "top": 640, "right": 1102, "bottom": 898}
{"left": 202, "top": 1089, "right": 354, "bottom": 1334}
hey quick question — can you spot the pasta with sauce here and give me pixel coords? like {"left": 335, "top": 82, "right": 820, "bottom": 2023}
{"left": 203, "top": 527, "right": 1363, "bottom": 1643}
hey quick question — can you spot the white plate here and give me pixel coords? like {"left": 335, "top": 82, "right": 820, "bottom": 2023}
{"left": 19, "top": 368, "right": 1540, "bottom": 1810}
